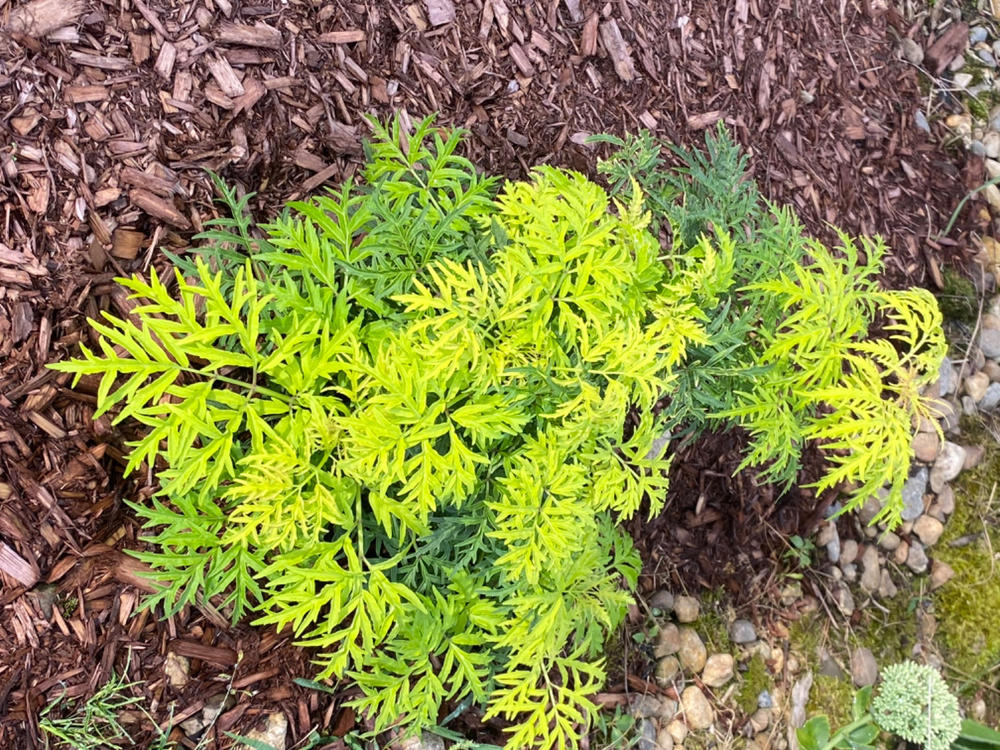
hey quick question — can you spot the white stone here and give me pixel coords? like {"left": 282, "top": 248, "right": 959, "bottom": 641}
{"left": 701, "top": 654, "right": 735, "bottom": 687}
{"left": 678, "top": 627, "right": 707, "bottom": 673}
{"left": 680, "top": 686, "right": 714, "bottom": 730}
{"left": 839, "top": 539, "right": 859, "bottom": 565}
{"left": 164, "top": 652, "right": 190, "bottom": 690}
{"left": 930, "top": 442, "right": 967, "bottom": 491}
{"left": 666, "top": 719, "right": 688, "bottom": 744}
{"left": 913, "top": 515, "right": 945, "bottom": 546}
{"left": 674, "top": 595, "right": 700, "bottom": 623}
{"left": 985, "top": 131, "right": 1000, "bottom": 160}
{"left": 239, "top": 712, "right": 288, "bottom": 750}
{"left": 964, "top": 371, "right": 990, "bottom": 402}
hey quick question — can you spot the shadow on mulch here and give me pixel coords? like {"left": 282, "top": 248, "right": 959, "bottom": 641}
{"left": 632, "top": 429, "right": 829, "bottom": 610}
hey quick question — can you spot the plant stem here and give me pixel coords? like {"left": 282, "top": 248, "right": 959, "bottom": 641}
{"left": 820, "top": 714, "right": 874, "bottom": 750}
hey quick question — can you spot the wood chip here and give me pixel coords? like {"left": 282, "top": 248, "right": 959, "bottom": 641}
{"left": 121, "top": 166, "right": 176, "bottom": 196}
{"left": 129, "top": 189, "right": 191, "bottom": 229}
{"left": 216, "top": 21, "right": 282, "bottom": 49}
{"left": 111, "top": 229, "right": 145, "bottom": 259}
{"left": 67, "top": 51, "right": 132, "bottom": 70}
{"left": 64, "top": 85, "right": 107, "bottom": 103}
{"left": 205, "top": 55, "right": 245, "bottom": 97}
{"left": 0, "top": 543, "right": 38, "bottom": 587}
{"left": 508, "top": 43, "right": 534, "bottom": 76}
{"left": 169, "top": 639, "right": 239, "bottom": 667}
{"left": 315, "top": 29, "right": 366, "bottom": 44}
{"left": 5, "top": 0, "right": 84, "bottom": 37}
{"left": 599, "top": 19, "right": 636, "bottom": 82}
{"left": 581, "top": 12, "right": 599, "bottom": 56}
{"left": 154, "top": 42, "right": 177, "bottom": 79}
{"left": 424, "top": 0, "right": 456, "bottom": 26}
{"left": 686, "top": 110, "right": 723, "bottom": 129}
{"left": 925, "top": 22, "right": 968, "bottom": 75}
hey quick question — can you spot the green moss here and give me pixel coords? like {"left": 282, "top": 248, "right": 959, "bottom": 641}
{"left": 808, "top": 674, "right": 856, "bottom": 729}
{"left": 968, "top": 96, "right": 989, "bottom": 121}
{"left": 936, "top": 267, "right": 980, "bottom": 325}
{"left": 933, "top": 414, "right": 1000, "bottom": 720}
{"left": 736, "top": 654, "right": 771, "bottom": 715}
{"left": 695, "top": 588, "right": 731, "bottom": 653}
{"left": 857, "top": 591, "right": 920, "bottom": 666}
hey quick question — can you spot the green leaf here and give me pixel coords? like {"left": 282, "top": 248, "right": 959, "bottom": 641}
{"left": 797, "top": 716, "right": 831, "bottom": 750}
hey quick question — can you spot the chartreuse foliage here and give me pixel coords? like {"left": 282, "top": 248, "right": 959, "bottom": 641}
{"left": 595, "top": 127, "right": 946, "bottom": 524}
{"left": 52, "top": 116, "right": 944, "bottom": 748}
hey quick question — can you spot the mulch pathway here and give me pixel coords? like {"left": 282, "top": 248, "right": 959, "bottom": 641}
{"left": 0, "top": 0, "right": 984, "bottom": 745}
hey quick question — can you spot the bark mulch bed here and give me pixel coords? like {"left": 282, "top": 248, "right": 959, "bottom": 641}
{"left": 0, "top": 0, "right": 982, "bottom": 745}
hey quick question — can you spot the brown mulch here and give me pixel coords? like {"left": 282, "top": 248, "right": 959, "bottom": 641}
{"left": 0, "top": 0, "right": 984, "bottom": 745}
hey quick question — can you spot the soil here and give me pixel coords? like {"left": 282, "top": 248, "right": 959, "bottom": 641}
{"left": 0, "top": 0, "right": 985, "bottom": 746}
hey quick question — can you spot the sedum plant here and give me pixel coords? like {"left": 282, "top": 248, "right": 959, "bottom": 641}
{"left": 797, "top": 661, "right": 999, "bottom": 750}
{"left": 53, "top": 116, "right": 945, "bottom": 748}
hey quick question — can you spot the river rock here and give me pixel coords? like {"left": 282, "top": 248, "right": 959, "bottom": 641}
{"left": 877, "top": 531, "right": 900, "bottom": 552}
{"left": 674, "top": 595, "right": 700, "bottom": 623}
{"left": 930, "top": 443, "right": 966, "bottom": 492}
{"left": 701, "top": 654, "right": 735, "bottom": 687}
{"left": 914, "top": 515, "right": 945, "bottom": 546}
{"left": 240, "top": 712, "right": 288, "bottom": 750}
{"left": 901, "top": 468, "right": 929, "bottom": 521}
{"left": 164, "top": 652, "right": 190, "bottom": 690}
{"left": 851, "top": 647, "right": 878, "bottom": 687}
{"left": 681, "top": 686, "right": 714, "bottom": 730}
{"left": 981, "top": 329, "right": 1000, "bottom": 359}
{"left": 637, "top": 718, "right": 657, "bottom": 750}
{"left": 901, "top": 37, "right": 924, "bottom": 64}
{"left": 965, "top": 372, "right": 990, "bottom": 403}
{"left": 655, "top": 624, "right": 681, "bottom": 658}
{"left": 930, "top": 559, "right": 956, "bottom": 589}
{"left": 859, "top": 546, "right": 881, "bottom": 593}
{"left": 678, "top": 627, "right": 707, "bottom": 673}
{"left": 964, "top": 444, "right": 985, "bottom": 469}
{"left": 630, "top": 694, "right": 664, "bottom": 719}
{"left": 981, "top": 383, "right": 1000, "bottom": 411}
{"left": 936, "top": 484, "right": 955, "bottom": 515}
{"left": 655, "top": 726, "right": 674, "bottom": 750}
{"left": 666, "top": 719, "right": 688, "bottom": 744}
{"left": 906, "top": 540, "right": 929, "bottom": 573}
{"left": 894, "top": 539, "right": 910, "bottom": 565}
{"left": 656, "top": 655, "right": 681, "bottom": 684}
{"left": 878, "top": 569, "right": 899, "bottom": 598}
{"left": 817, "top": 521, "right": 840, "bottom": 562}
{"left": 730, "top": 619, "right": 757, "bottom": 644}
{"left": 650, "top": 590, "right": 675, "bottom": 614}
{"left": 839, "top": 539, "right": 859, "bottom": 565}
{"left": 912, "top": 431, "right": 941, "bottom": 463}
{"left": 833, "top": 584, "right": 855, "bottom": 616}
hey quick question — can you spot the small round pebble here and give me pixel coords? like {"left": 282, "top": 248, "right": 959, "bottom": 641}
{"left": 673, "top": 595, "right": 699, "bottom": 623}
{"left": 701, "top": 653, "right": 735, "bottom": 687}
{"left": 913, "top": 515, "right": 944, "bottom": 546}
{"left": 729, "top": 619, "right": 757, "bottom": 644}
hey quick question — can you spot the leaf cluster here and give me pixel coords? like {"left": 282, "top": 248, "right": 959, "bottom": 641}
{"left": 52, "top": 116, "right": 705, "bottom": 749}
{"left": 52, "top": 116, "right": 947, "bottom": 748}
{"left": 596, "top": 128, "right": 946, "bottom": 524}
